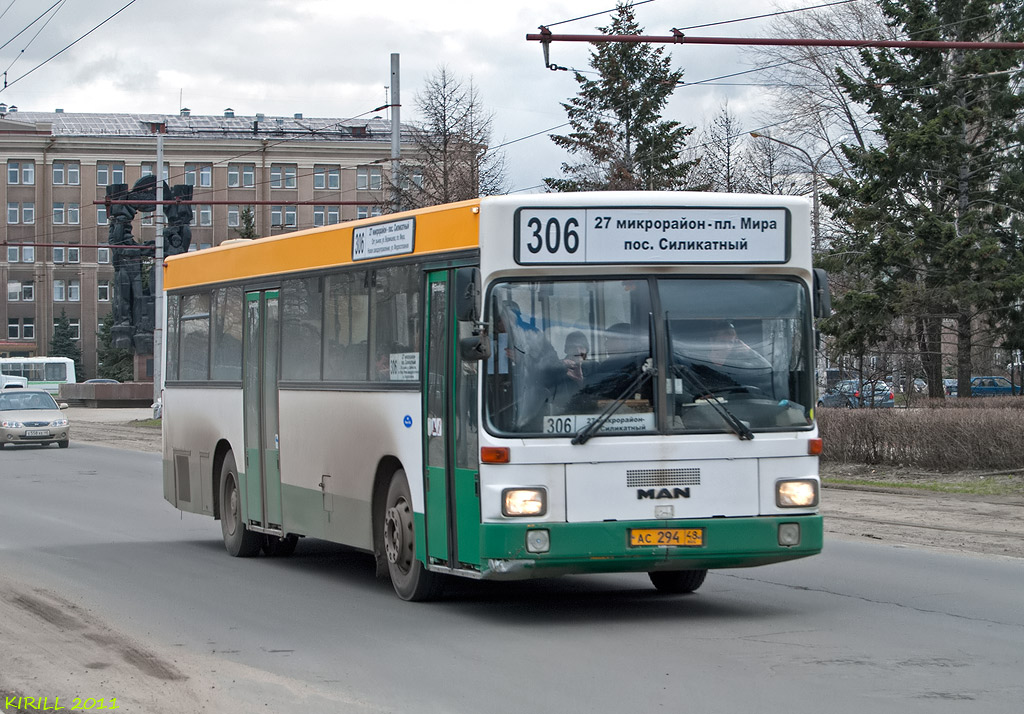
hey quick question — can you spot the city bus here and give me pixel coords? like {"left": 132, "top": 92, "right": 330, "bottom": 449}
{"left": 161, "top": 192, "right": 829, "bottom": 601}
{"left": 0, "top": 356, "right": 77, "bottom": 394}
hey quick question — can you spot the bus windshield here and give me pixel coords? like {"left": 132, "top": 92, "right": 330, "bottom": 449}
{"left": 484, "top": 277, "right": 813, "bottom": 437}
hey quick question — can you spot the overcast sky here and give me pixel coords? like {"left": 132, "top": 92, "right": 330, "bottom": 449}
{"left": 0, "top": 0, "right": 810, "bottom": 192}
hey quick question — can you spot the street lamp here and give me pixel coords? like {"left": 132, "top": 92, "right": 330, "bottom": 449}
{"left": 749, "top": 132, "right": 829, "bottom": 253}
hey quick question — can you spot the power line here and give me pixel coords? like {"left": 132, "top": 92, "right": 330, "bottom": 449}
{"left": 3, "top": 0, "right": 66, "bottom": 77}
{"left": 0, "top": 0, "right": 140, "bottom": 93}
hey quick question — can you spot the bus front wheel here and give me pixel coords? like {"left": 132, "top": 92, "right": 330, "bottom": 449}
{"left": 383, "top": 469, "right": 441, "bottom": 601}
{"left": 220, "top": 452, "right": 262, "bottom": 557}
{"left": 649, "top": 569, "right": 708, "bottom": 594}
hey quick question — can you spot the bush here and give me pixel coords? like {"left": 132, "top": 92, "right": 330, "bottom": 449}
{"left": 818, "top": 406, "right": 1024, "bottom": 471}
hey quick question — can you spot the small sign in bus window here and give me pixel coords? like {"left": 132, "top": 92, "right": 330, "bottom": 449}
{"left": 514, "top": 207, "right": 789, "bottom": 264}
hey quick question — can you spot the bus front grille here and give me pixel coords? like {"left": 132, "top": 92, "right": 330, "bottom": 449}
{"left": 625, "top": 468, "right": 701, "bottom": 488}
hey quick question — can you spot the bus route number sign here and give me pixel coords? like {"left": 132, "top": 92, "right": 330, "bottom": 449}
{"left": 514, "top": 207, "right": 789, "bottom": 265}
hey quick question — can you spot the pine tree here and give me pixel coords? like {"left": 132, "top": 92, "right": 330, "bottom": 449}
{"left": 96, "top": 311, "right": 135, "bottom": 381}
{"left": 233, "top": 206, "right": 258, "bottom": 239}
{"left": 545, "top": 2, "right": 695, "bottom": 191}
{"left": 825, "top": 0, "right": 1024, "bottom": 397}
{"left": 50, "top": 310, "right": 83, "bottom": 382}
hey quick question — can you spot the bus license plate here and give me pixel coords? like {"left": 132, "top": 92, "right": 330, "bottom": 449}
{"left": 629, "top": 528, "right": 703, "bottom": 547}
{"left": 25, "top": 429, "right": 50, "bottom": 437}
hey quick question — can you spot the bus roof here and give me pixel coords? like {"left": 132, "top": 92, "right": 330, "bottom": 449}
{"left": 164, "top": 199, "right": 481, "bottom": 291}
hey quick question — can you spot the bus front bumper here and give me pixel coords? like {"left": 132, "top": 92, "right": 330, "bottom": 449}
{"left": 476, "top": 514, "right": 823, "bottom": 580}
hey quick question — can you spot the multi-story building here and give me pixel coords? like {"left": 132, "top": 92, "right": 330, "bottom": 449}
{"left": 1, "top": 106, "right": 408, "bottom": 377}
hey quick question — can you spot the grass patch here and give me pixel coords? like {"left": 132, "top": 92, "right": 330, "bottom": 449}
{"left": 128, "top": 418, "right": 161, "bottom": 429}
{"left": 824, "top": 475, "right": 1024, "bottom": 496}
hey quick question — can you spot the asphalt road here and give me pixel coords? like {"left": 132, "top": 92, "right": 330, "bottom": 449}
{"left": 1, "top": 441, "right": 1022, "bottom": 713}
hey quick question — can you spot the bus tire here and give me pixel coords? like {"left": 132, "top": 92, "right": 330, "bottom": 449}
{"left": 383, "top": 469, "right": 441, "bottom": 601}
{"left": 649, "top": 569, "right": 708, "bottom": 594}
{"left": 220, "top": 452, "right": 262, "bottom": 557}
{"left": 262, "top": 534, "right": 299, "bottom": 557}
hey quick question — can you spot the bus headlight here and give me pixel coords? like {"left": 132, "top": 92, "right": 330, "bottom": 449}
{"left": 776, "top": 479, "right": 819, "bottom": 508}
{"left": 502, "top": 488, "right": 547, "bottom": 517}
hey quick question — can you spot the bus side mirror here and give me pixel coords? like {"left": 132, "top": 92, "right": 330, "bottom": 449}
{"left": 455, "top": 267, "right": 483, "bottom": 323}
{"left": 813, "top": 268, "right": 832, "bottom": 319}
{"left": 460, "top": 334, "right": 491, "bottom": 361}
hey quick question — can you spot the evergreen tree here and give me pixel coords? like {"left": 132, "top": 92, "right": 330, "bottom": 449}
{"left": 50, "top": 310, "right": 83, "bottom": 382}
{"left": 96, "top": 311, "right": 134, "bottom": 381}
{"left": 825, "top": 0, "right": 1024, "bottom": 397}
{"left": 545, "top": 2, "right": 695, "bottom": 191}
{"left": 233, "top": 206, "right": 258, "bottom": 239}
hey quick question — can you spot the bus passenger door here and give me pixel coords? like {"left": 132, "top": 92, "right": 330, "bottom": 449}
{"left": 423, "top": 271, "right": 482, "bottom": 569}
{"left": 243, "top": 289, "right": 283, "bottom": 531}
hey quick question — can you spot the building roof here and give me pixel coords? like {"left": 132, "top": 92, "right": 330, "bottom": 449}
{"left": 0, "top": 110, "right": 407, "bottom": 142}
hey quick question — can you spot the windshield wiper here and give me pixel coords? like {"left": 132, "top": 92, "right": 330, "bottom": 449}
{"left": 672, "top": 362, "right": 754, "bottom": 440}
{"left": 572, "top": 358, "right": 655, "bottom": 445}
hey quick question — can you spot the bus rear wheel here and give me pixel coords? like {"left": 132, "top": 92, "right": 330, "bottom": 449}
{"left": 649, "top": 569, "right": 708, "bottom": 594}
{"left": 383, "top": 469, "right": 441, "bottom": 601}
{"left": 220, "top": 452, "right": 262, "bottom": 557}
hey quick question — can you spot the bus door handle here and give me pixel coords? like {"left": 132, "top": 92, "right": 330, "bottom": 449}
{"left": 320, "top": 475, "right": 330, "bottom": 491}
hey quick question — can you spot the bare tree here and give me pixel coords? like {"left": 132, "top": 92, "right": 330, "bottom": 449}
{"left": 690, "top": 102, "right": 750, "bottom": 192}
{"left": 395, "top": 66, "right": 507, "bottom": 210}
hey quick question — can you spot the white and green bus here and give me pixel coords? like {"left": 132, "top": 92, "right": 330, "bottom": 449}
{"left": 162, "top": 192, "right": 829, "bottom": 600}
{"left": 0, "top": 356, "right": 77, "bottom": 394}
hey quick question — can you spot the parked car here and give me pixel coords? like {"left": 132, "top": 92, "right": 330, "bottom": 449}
{"left": 84, "top": 378, "right": 120, "bottom": 384}
{"left": 0, "top": 388, "right": 71, "bottom": 448}
{"left": 967, "top": 375, "right": 1015, "bottom": 397}
{"left": 818, "top": 379, "right": 895, "bottom": 408}
{"left": 943, "top": 379, "right": 958, "bottom": 397}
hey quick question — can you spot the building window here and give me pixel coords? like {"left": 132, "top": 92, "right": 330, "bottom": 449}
{"left": 357, "top": 205, "right": 383, "bottom": 219}
{"left": 68, "top": 246, "right": 80, "bottom": 264}
{"left": 7, "top": 161, "right": 34, "bottom": 185}
{"left": 7, "top": 281, "right": 18, "bottom": 301}
{"left": 53, "top": 202, "right": 65, "bottom": 225}
{"left": 98, "top": 281, "right": 110, "bottom": 301}
{"left": 199, "top": 205, "right": 212, "bottom": 226}
{"left": 53, "top": 162, "right": 82, "bottom": 184}
{"left": 7, "top": 202, "right": 18, "bottom": 223}
{"left": 97, "top": 247, "right": 110, "bottom": 264}
{"left": 271, "top": 206, "right": 282, "bottom": 226}
{"left": 314, "top": 166, "right": 340, "bottom": 190}
{"left": 53, "top": 280, "right": 66, "bottom": 302}
{"left": 7, "top": 246, "right": 18, "bottom": 262}
{"left": 357, "top": 166, "right": 382, "bottom": 190}
{"left": 53, "top": 246, "right": 65, "bottom": 263}
{"left": 313, "top": 206, "right": 326, "bottom": 227}
{"left": 21, "top": 245, "right": 33, "bottom": 263}
{"left": 328, "top": 207, "right": 340, "bottom": 225}
{"left": 97, "top": 206, "right": 108, "bottom": 225}
{"left": 184, "top": 163, "right": 213, "bottom": 187}
{"left": 270, "top": 164, "right": 297, "bottom": 189}
{"left": 23, "top": 203, "right": 34, "bottom": 224}
{"left": 141, "top": 162, "right": 169, "bottom": 180}
{"left": 285, "top": 206, "right": 296, "bottom": 226}
{"left": 23, "top": 319, "right": 34, "bottom": 339}
{"left": 96, "top": 162, "right": 124, "bottom": 186}
{"left": 7, "top": 319, "right": 18, "bottom": 340}
{"left": 68, "top": 279, "right": 80, "bottom": 302}
{"left": 67, "top": 203, "right": 80, "bottom": 225}
{"left": 227, "top": 206, "right": 240, "bottom": 227}
{"left": 22, "top": 282, "right": 33, "bottom": 301}
{"left": 227, "top": 163, "right": 255, "bottom": 188}
{"left": 401, "top": 170, "right": 424, "bottom": 190}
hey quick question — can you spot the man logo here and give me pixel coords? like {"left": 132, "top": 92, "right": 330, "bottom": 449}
{"left": 637, "top": 487, "right": 691, "bottom": 500}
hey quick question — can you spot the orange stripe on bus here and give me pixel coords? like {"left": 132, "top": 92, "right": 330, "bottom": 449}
{"left": 164, "top": 199, "right": 481, "bottom": 290}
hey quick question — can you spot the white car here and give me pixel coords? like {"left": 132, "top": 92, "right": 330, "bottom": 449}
{"left": 0, "top": 388, "right": 71, "bottom": 448}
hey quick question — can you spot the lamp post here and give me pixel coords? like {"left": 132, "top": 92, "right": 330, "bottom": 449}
{"left": 749, "top": 132, "right": 829, "bottom": 253}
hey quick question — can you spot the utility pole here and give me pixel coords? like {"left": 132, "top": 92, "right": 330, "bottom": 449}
{"left": 390, "top": 53, "right": 401, "bottom": 213}
{"left": 153, "top": 127, "right": 164, "bottom": 414}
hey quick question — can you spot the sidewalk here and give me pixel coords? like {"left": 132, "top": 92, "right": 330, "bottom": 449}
{"left": 66, "top": 406, "right": 161, "bottom": 453}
